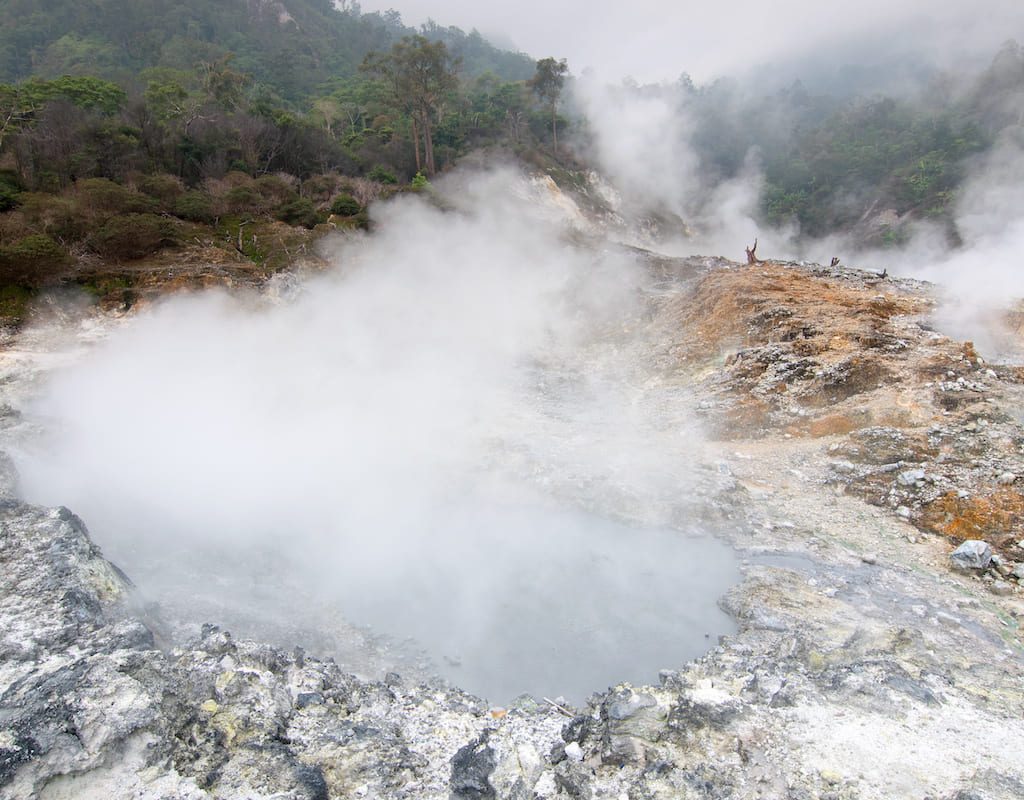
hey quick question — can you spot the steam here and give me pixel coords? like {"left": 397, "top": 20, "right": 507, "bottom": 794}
{"left": 20, "top": 167, "right": 642, "bottom": 556}
{"left": 571, "top": 78, "right": 793, "bottom": 256}
{"left": 572, "top": 46, "right": 1024, "bottom": 358}
{"left": 902, "top": 129, "right": 1024, "bottom": 355}
{"left": 15, "top": 167, "right": 732, "bottom": 699}
{"left": 573, "top": 79, "right": 697, "bottom": 218}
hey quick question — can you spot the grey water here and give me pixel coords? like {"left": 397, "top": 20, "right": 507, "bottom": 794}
{"left": 329, "top": 502, "right": 741, "bottom": 705}
{"left": 66, "top": 497, "right": 740, "bottom": 707}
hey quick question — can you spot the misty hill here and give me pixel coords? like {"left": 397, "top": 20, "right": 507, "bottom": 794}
{"left": 0, "top": 0, "right": 535, "bottom": 101}
{"left": 0, "top": 1, "right": 1022, "bottom": 310}
{"left": 676, "top": 39, "right": 1024, "bottom": 244}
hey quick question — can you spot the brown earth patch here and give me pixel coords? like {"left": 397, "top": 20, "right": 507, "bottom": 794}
{"left": 920, "top": 488, "right": 1024, "bottom": 553}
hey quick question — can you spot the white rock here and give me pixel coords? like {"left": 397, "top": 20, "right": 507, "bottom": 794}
{"left": 997, "top": 472, "right": 1017, "bottom": 486}
{"left": 533, "top": 771, "right": 558, "bottom": 799}
{"left": 564, "top": 742, "right": 584, "bottom": 762}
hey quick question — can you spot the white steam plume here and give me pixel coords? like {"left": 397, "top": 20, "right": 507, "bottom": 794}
{"left": 900, "top": 128, "right": 1024, "bottom": 356}
{"left": 15, "top": 167, "right": 733, "bottom": 700}
{"left": 571, "top": 78, "right": 794, "bottom": 256}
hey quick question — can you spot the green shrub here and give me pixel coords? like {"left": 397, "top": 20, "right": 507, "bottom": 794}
{"left": 330, "top": 194, "right": 362, "bottom": 217}
{"left": 0, "top": 182, "right": 20, "bottom": 213}
{"left": 410, "top": 172, "right": 429, "bottom": 191}
{"left": 89, "top": 214, "right": 170, "bottom": 260}
{"left": 302, "top": 175, "right": 337, "bottom": 202}
{"left": 222, "top": 170, "right": 253, "bottom": 187}
{"left": 225, "top": 184, "right": 263, "bottom": 213}
{"left": 275, "top": 197, "right": 319, "bottom": 228}
{"left": 254, "top": 174, "right": 296, "bottom": 205}
{"left": 76, "top": 178, "right": 158, "bottom": 215}
{"left": 173, "top": 191, "right": 216, "bottom": 223}
{"left": 75, "top": 178, "right": 132, "bottom": 212}
{"left": 367, "top": 165, "right": 398, "bottom": 185}
{"left": 0, "top": 234, "right": 72, "bottom": 287}
{"left": 138, "top": 174, "right": 185, "bottom": 204}
{"left": 0, "top": 172, "right": 22, "bottom": 212}
{"left": 0, "top": 284, "right": 33, "bottom": 320}
{"left": 124, "top": 194, "right": 160, "bottom": 214}
{"left": 17, "top": 193, "right": 87, "bottom": 242}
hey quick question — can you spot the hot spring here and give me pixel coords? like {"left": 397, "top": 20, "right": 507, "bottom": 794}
{"left": 9, "top": 168, "right": 742, "bottom": 706}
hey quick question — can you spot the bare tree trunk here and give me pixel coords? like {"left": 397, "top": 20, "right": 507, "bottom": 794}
{"left": 422, "top": 114, "right": 436, "bottom": 175}
{"left": 745, "top": 238, "right": 760, "bottom": 265}
{"left": 411, "top": 114, "right": 422, "bottom": 173}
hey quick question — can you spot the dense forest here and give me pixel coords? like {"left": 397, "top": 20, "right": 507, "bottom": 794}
{"left": 0, "top": 0, "right": 536, "bottom": 96}
{"left": 0, "top": 0, "right": 564, "bottom": 302}
{"left": 0, "top": 0, "right": 1022, "bottom": 309}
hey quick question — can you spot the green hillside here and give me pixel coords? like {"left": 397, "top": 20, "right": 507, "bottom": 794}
{"left": 0, "top": 0, "right": 535, "bottom": 101}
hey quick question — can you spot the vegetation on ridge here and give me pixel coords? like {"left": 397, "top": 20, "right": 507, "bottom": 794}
{"left": 0, "top": 0, "right": 1021, "bottom": 317}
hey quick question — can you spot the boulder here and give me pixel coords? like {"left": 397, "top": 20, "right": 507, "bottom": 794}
{"left": 950, "top": 540, "right": 993, "bottom": 571}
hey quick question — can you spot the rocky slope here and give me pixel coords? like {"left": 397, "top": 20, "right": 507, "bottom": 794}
{"left": 2, "top": 254, "right": 1024, "bottom": 799}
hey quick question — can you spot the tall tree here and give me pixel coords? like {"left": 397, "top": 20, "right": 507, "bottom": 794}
{"left": 362, "top": 35, "right": 459, "bottom": 175}
{"left": 529, "top": 57, "right": 567, "bottom": 151}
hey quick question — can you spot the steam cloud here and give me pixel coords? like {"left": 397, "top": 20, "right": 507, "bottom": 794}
{"left": 16, "top": 168, "right": 733, "bottom": 700}
{"left": 572, "top": 57, "right": 1024, "bottom": 358}
{"left": 903, "top": 130, "right": 1024, "bottom": 355}
{"left": 570, "top": 78, "right": 791, "bottom": 257}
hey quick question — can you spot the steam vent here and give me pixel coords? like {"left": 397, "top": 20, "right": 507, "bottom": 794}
{"left": 2, "top": 5, "right": 1024, "bottom": 798}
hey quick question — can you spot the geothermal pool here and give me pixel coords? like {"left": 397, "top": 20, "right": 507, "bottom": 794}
{"left": 331, "top": 504, "right": 740, "bottom": 704}
{"left": 15, "top": 491, "right": 740, "bottom": 706}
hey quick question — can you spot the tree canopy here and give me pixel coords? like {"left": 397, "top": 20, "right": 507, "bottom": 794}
{"left": 362, "top": 36, "right": 460, "bottom": 175}
{"left": 529, "top": 58, "right": 568, "bottom": 150}
{"left": 0, "top": 0, "right": 534, "bottom": 105}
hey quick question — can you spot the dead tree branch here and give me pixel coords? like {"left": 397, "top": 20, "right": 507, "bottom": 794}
{"left": 745, "top": 238, "right": 760, "bottom": 265}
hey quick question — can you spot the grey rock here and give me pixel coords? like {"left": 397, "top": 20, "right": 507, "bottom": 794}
{"left": 553, "top": 761, "right": 593, "bottom": 799}
{"left": 600, "top": 688, "right": 665, "bottom": 765}
{"left": 0, "top": 450, "right": 19, "bottom": 502}
{"left": 897, "top": 469, "right": 926, "bottom": 487}
{"left": 561, "top": 715, "right": 593, "bottom": 745}
{"left": 671, "top": 685, "right": 744, "bottom": 728}
{"left": 950, "top": 540, "right": 993, "bottom": 571}
{"left": 991, "top": 580, "right": 1014, "bottom": 596}
{"left": 450, "top": 732, "right": 497, "bottom": 800}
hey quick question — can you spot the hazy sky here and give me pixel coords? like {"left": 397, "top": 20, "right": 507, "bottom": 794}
{"left": 355, "top": 0, "right": 1022, "bottom": 81}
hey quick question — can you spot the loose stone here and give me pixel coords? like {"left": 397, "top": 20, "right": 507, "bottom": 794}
{"left": 950, "top": 540, "right": 993, "bottom": 571}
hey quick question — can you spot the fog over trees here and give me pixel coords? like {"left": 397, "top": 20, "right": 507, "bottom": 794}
{"left": 0, "top": 0, "right": 1022, "bottom": 295}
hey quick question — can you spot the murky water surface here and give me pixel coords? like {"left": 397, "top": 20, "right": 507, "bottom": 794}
{"left": 333, "top": 504, "right": 739, "bottom": 704}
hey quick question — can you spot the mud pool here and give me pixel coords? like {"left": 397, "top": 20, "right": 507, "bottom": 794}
{"left": 14, "top": 488, "right": 740, "bottom": 705}
{"left": 334, "top": 505, "right": 740, "bottom": 704}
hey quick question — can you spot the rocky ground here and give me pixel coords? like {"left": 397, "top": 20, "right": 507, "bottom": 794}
{"left": 2, "top": 250, "right": 1024, "bottom": 799}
